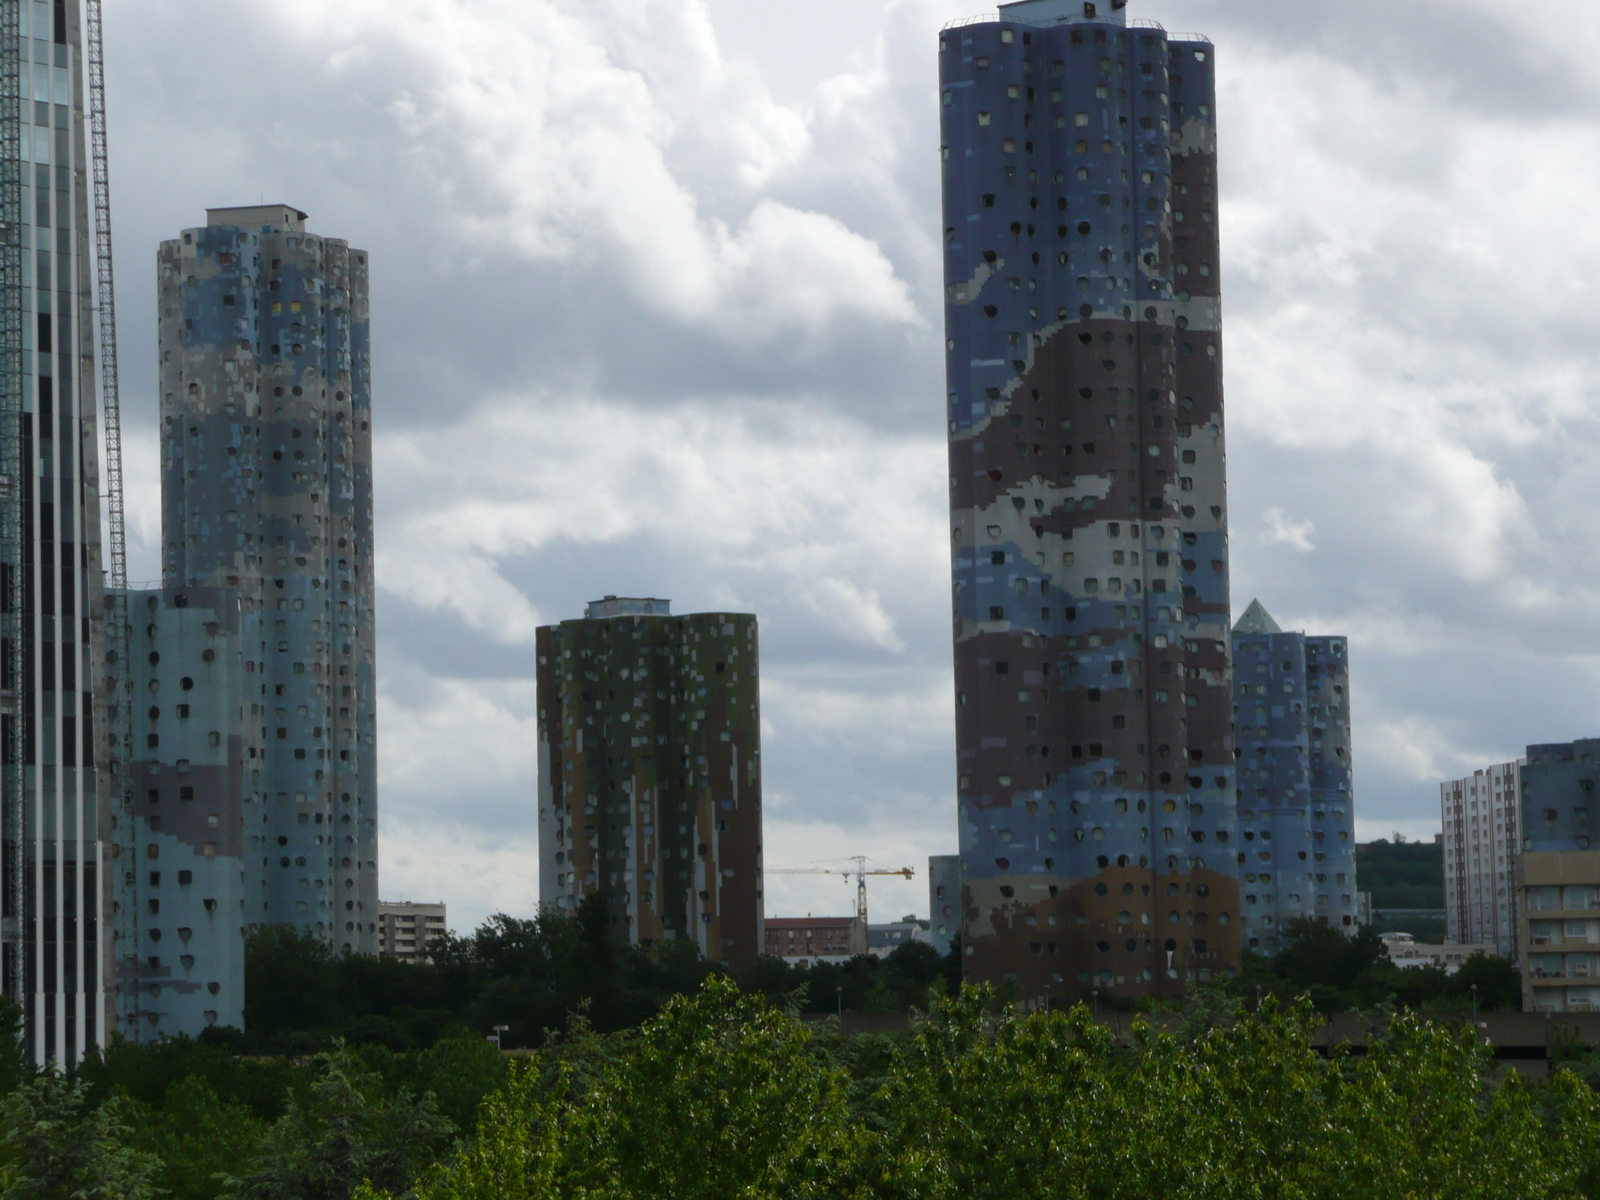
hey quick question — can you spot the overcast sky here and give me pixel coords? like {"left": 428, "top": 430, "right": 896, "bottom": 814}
{"left": 100, "top": 0, "right": 1600, "bottom": 932}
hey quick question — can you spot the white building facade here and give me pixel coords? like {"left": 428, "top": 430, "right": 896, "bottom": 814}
{"left": 1440, "top": 760, "right": 1520, "bottom": 956}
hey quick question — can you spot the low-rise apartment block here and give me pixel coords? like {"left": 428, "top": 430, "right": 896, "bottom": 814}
{"left": 378, "top": 901, "right": 447, "bottom": 964}
{"left": 763, "top": 916, "right": 863, "bottom": 964}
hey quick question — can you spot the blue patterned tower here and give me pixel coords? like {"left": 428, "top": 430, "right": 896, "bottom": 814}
{"left": 1230, "top": 600, "right": 1358, "bottom": 955}
{"left": 150, "top": 206, "right": 377, "bottom": 958}
{"left": 941, "top": 0, "right": 1237, "bottom": 1002}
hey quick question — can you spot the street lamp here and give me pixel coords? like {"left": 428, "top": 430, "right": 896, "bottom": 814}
{"left": 836, "top": 986, "right": 844, "bottom": 1022}
{"left": 490, "top": 1024, "right": 509, "bottom": 1051}
{"left": 1471, "top": 984, "right": 1479, "bottom": 1027}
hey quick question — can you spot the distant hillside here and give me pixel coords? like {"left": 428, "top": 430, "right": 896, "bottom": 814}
{"left": 1356, "top": 839, "right": 1444, "bottom": 910}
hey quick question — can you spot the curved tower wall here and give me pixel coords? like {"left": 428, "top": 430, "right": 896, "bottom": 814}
{"left": 156, "top": 209, "right": 377, "bottom": 956}
{"left": 941, "top": 7, "right": 1238, "bottom": 1001}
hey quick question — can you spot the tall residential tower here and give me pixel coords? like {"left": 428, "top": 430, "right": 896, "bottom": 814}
{"left": 1440, "top": 759, "right": 1520, "bottom": 956}
{"left": 941, "top": 0, "right": 1237, "bottom": 1000}
{"left": 536, "top": 597, "right": 763, "bottom": 968}
{"left": 113, "top": 207, "right": 377, "bottom": 1042}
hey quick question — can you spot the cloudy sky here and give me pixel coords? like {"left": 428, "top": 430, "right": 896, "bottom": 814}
{"left": 101, "top": 0, "right": 1600, "bottom": 931}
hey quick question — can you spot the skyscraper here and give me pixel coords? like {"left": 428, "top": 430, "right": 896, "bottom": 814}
{"left": 114, "top": 206, "right": 376, "bottom": 1043}
{"left": 1230, "top": 600, "right": 1358, "bottom": 954}
{"left": 536, "top": 597, "right": 763, "bottom": 968}
{"left": 940, "top": 0, "right": 1238, "bottom": 1000}
{"left": 0, "top": 0, "right": 115, "bottom": 1065}
{"left": 1440, "top": 759, "right": 1521, "bottom": 956}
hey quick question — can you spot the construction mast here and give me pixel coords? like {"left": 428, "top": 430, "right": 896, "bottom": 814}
{"left": 86, "top": 0, "right": 131, "bottom": 1029}
{"left": 767, "top": 857, "right": 914, "bottom": 955}
{"left": 0, "top": 0, "right": 22, "bottom": 1002}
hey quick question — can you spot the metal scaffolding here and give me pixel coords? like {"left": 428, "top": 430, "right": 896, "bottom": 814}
{"left": 0, "top": 0, "right": 22, "bottom": 1008}
{"left": 86, "top": 0, "right": 130, "bottom": 1030}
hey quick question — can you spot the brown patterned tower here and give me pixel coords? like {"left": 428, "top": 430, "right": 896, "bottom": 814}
{"left": 940, "top": 0, "right": 1238, "bottom": 1003}
{"left": 536, "top": 599, "right": 763, "bottom": 968}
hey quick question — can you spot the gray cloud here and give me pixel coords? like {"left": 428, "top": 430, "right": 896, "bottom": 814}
{"left": 98, "top": 0, "right": 1600, "bottom": 927}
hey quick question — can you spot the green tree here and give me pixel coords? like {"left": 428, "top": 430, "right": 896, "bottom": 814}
{"left": 222, "top": 1044, "right": 453, "bottom": 1200}
{"left": 1450, "top": 951, "right": 1523, "bottom": 1012}
{"left": 130, "top": 1074, "right": 266, "bottom": 1200}
{"left": 0, "top": 1075, "right": 162, "bottom": 1200}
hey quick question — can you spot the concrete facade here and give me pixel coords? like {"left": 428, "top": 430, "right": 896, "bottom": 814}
{"left": 928, "top": 853, "right": 959, "bottom": 954}
{"left": 1519, "top": 739, "right": 1600, "bottom": 1012}
{"left": 763, "top": 916, "right": 860, "bottom": 964}
{"left": 0, "top": 0, "right": 117, "bottom": 1065}
{"left": 115, "top": 587, "right": 251, "bottom": 1037}
{"left": 536, "top": 598, "right": 763, "bottom": 968}
{"left": 1441, "top": 759, "right": 1521, "bottom": 956}
{"left": 378, "top": 900, "right": 446, "bottom": 964}
{"left": 1229, "top": 600, "right": 1358, "bottom": 954}
{"left": 109, "top": 205, "right": 379, "bottom": 1038}
{"left": 152, "top": 205, "right": 377, "bottom": 960}
{"left": 941, "top": 0, "right": 1238, "bottom": 1003}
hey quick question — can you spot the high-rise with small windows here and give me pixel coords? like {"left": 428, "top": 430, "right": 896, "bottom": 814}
{"left": 941, "top": 0, "right": 1237, "bottom": 1002}
{"left": 1440, "top": 759, "right": 1520, "bottom": 956}
{"left": 1230, "top": 600, "right": 1358, "bottom": 954}
{"left": 536, "top": 597, "right": 763, "bottom": 968}
{"left": 114, "top": 207, "right": 378, "bottom": 1040}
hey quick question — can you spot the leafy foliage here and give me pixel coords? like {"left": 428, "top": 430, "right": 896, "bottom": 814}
{"left": 0, "top": 1074, "right": 162, "bottom": 1200}
{"left": 357, "top": 980, "right": 1600, "bottom": 1200}
{"left": 1230, "top": 916, "right": 1524, "bottom": 1013}
{"left": 219, "top": 1044, "right": 454, "bottom": 1200}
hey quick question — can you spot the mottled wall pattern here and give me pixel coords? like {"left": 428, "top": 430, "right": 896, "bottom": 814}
{"left": 537, "top": 603, "right": 762, "bottom": 968}
{"left": 941, "top": 1, "right": 1239, "bottom": 1001}
{"left": 1231, "top": 610, "right": 1357, "bottom": 954}
{"left": 146, "top": 208, "right": 377, "bottom": 962}
{"left": 115, "top": 587, "right": 249, "bottom": 1037}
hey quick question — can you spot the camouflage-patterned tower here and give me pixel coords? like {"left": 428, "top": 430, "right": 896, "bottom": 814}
{"left": 536, "top": 598, "right": 763, "bottom": 969}
{"left": 1231, "top": 600, "right": 1359, "bottom": 955}
{"left": 940, "top": 0, "right": 1238, "bottom": 1002}
{"left": 155, "top": 206, "right": 377, "bottom": 955}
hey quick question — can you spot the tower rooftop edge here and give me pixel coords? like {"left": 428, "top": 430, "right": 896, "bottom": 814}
{"left": 205, "top": 204, "right": 308, "bottom": 233}
{"left": 996, "top": 0, "right": 1128, "bottom": 26}
{"left": 584, "top": 596, "right": 672, "bottom": 619}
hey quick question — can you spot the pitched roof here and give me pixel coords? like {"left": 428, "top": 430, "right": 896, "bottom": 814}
{"left": 1233, "top": 599, "right": 1283, "bottom": 635}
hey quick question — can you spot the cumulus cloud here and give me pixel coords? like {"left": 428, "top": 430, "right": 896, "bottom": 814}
{"left": 98, "top": 0, "right": 1600, "bottom": 925}
{"left": 1260, "top": 508, "right": 1315, "bottom": 553}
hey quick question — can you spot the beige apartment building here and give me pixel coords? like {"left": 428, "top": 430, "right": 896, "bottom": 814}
{"left": 1521, "top": 853, "right": 1600, "bottom": 1013}
{"left": 378, "top": 901, "right": 449, "bottom": 964}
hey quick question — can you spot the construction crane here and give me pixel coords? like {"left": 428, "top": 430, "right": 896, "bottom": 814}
{"left": 86, "top": 0, "right": 132, "bottom": 1033}
{"left": 767, "top": 856, "right": 914, "bottom": 935}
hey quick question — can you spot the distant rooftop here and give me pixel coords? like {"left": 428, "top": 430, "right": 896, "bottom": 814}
{"left": 584, "top": 596, "right": 671, "bottom": 620}
{"left": 206, "top": 204, "right": 308, "bottom": 234}
{"left": 997, "top": 0, "right": 1127, "bottom": 25}
{"left": 1232, "top": 599, "right": 1283, "bottom": 635}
